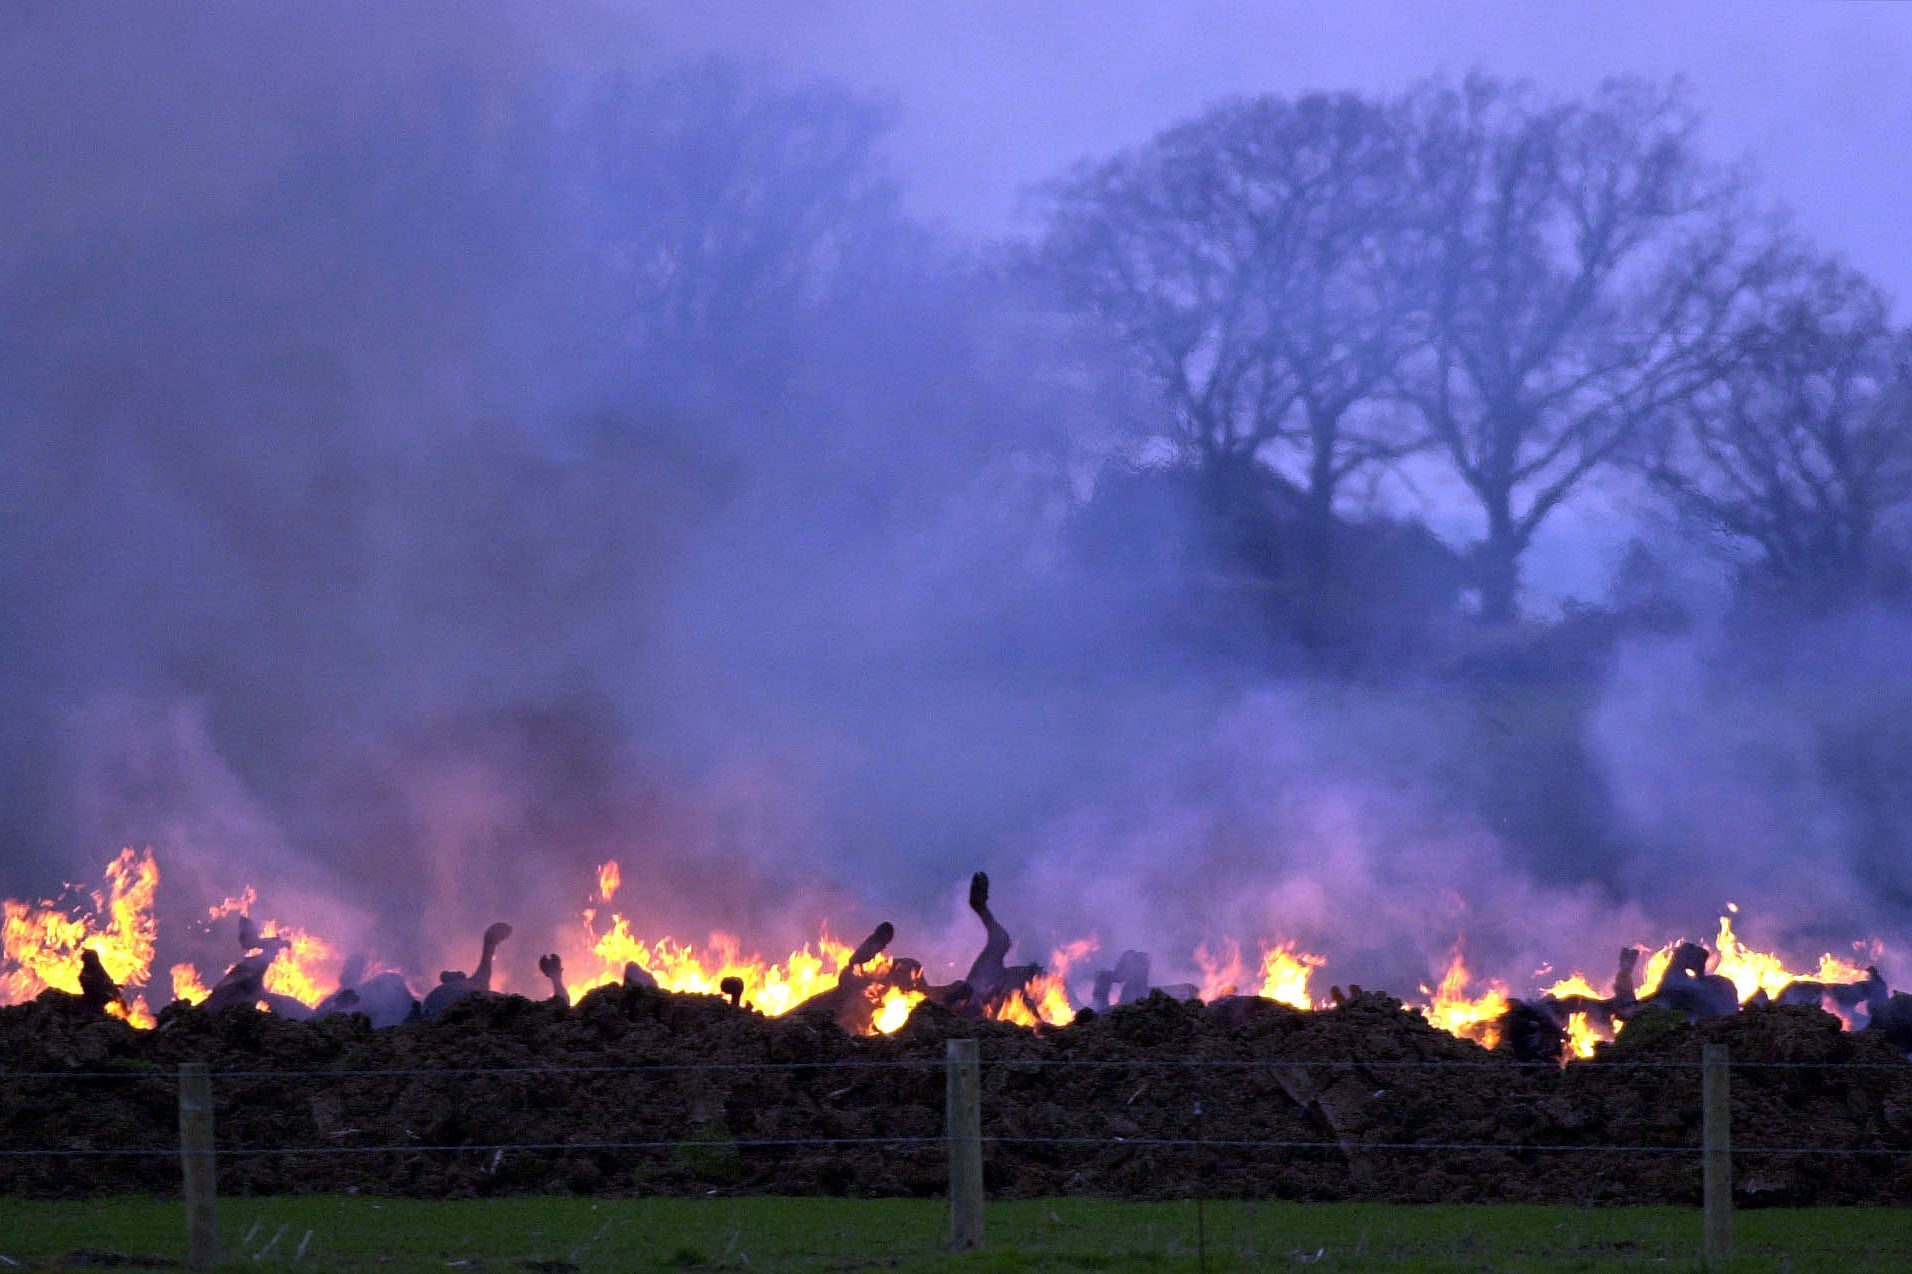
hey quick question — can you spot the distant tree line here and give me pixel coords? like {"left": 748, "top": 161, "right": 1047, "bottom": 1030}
{"left": 1027, "top": 74, "right": 1912, "bottom": 629}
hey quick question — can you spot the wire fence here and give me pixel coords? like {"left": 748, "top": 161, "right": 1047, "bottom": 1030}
{"left": 4, "top": 1045, "right": 1912, "bottom": 1265}
{"left": 3, "top": 1053, "right": 1910, "bottom": 1160}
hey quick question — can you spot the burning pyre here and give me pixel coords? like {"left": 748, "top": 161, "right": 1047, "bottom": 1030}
{"left": 3, "top": 849, "right": 1908, "bottom": 1061}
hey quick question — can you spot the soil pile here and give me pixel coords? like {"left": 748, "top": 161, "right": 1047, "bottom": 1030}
{"left": 4, "top": 987, "right": 1910, "bottom": 1204}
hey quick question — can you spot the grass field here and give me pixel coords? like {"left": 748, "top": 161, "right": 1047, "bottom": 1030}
{"left": 3, "top": 1196, "right": 1911, "bottom": 1273}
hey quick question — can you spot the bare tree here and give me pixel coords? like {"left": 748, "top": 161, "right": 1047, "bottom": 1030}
{"left": 1031, "top": 92, "right": 1422, "bottom": 586}
{"left": 1645, "top": 258, "right": 1912, "bottom": 593}
{"left": 568, "top": 61, "right": 900, "bottom": 371}
{"left": 1397, "top": 75, "right": 1760, "bottom": 622}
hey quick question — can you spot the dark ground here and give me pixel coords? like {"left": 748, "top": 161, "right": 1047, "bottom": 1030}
{"left": 3, "top": 986, "right": 1910, "bottom": 1204}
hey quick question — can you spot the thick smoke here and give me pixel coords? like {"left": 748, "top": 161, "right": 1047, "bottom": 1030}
{"left": 1590, "top": 605, "right": 1912, "bottom": 984}
{"left": 0, "top": 5, "right": 1167, "bottom": 986}
{"left": 4, "top": 5, "right": 1908, "bottom": 1003}
{"left": 995, "top": 685, "right": 1665, "bottom": 995}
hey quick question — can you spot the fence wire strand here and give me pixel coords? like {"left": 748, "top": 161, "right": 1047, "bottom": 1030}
{"left": 3, "top": 1136, "right": 1910, "bottom": 1160}
{"left": 2, "top": 1053, "right": 1909, "bottom": 1169}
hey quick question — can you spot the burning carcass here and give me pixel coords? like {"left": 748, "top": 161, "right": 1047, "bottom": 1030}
{"left": 6, "top": 847, "right": 1910, "bottom": 1059}
{"left": 791, "top": 922, "right": 905, "bottom": 1032}
{"left": 198, "top": 916, "right": 318, "bottom": 1019}
{"left": 313, "top": 953, "right": 420, "bottom": 1027}
{"left": 960, "top": 871, "right": 1055, "bottom": 1022}
{"left": 420, "top": 921, "right": 514, "bottom": 1018}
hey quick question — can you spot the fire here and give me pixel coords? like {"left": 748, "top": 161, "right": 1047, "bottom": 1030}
{"left": 1037, "top": 938, "right": 1098, "bottom": 1024}
{"left": 207, "top": 888, "right": 257, "bottom": 920}
{"left": 1257, "top": 941, "right": 1327, "bottom": 1011}
{"left": 106, "top": 999, "right": 156, "bottom": 1028}
{"left": 168, "top": 904, "right": 336, "bottom": 1010}
{"left": 1418, "top": 943, "right": 1509, "bottom": 1050}
{"left": 987, "top": 992, "right": 1040, "bottom": 1027}
{"left": 1194, "top": 939, "right": 1326, "bottom": 1008}
{"left": 1194, "top": 941, "right": 1245, "bottom": 1001}
{"left": 1535, "top": 971, "right": 1621, "bottom": 1060}
{"left": 1049, "top": 937, "right": 1100, "bottom": 984}
{"left": 253, "top": 921, "right": 334, "bottom": 1007}
{"left": 4, "top": 851, "right": 1902, "bottom": 1056}
{"left": 1636, "top": 942, "right": 1677, "bottom": 998}
{"left": 847, "top": 951, "right": 927, "bottom": 1031}
{"left": 1626, "top": 911, "right": 1878, "bottom": 1010}
{"left": 1, "top": 848, "right": 160, "bottom": 1025}
{"left": 980, "top": 939, "right": 1095, "bottom": 1027}
{"left": 1712, "top": 912, "right": 1870, "bottom": 1005}
{"left": 171, "top": 962, "right": 212, "bottom": 1004}
{"left": 581, "top": 916, "right": 842, "bottom": 1014}
{"left": 1018, "top": 971, "right": 1077, "bottom": 1027}
{"left": 1564, "top": 1010, "right": 1599, "bottom": 1061}
{"left": 571, "top": 884, "right": 926, "bottom": 1034}
{"left": 1540, "top": 973, "right": 1602, "bottom": 1001}
{"left": 869, "top": 983, "right": 918, "bottom": 1033}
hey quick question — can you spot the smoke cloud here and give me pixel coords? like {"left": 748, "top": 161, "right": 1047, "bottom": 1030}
{"left": 4, "top": 4, "right": 1909, "bottom": 1004}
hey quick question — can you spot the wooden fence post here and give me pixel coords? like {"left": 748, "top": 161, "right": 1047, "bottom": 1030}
{"left": 946, "top": 1038, "right": 984, "bottom": 1252}
{"left": 178, "top": 1061, "right": 221, "bottom": 1269}
{"left": 1702, "top": 1043, "right": 1731, "bottom": 1268}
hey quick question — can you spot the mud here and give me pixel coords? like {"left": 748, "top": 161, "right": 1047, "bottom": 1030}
{"left": 3, "top": 987, "right": 1910, "bottom": 1204}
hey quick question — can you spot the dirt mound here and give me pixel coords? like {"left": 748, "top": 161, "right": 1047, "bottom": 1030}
{"left": 4, "top": 987, "right": 1909, "bottom": 1204}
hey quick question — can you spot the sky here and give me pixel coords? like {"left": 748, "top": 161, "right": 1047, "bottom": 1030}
{"left": 638, "top": 1, "right": 1912, "bottom": 307}
{"left": 6, "top": 3, "right": 1909, "bottom": 302}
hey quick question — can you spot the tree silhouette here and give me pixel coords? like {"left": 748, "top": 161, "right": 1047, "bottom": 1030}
{"left": 1033, "top": 91, "right": 1422, "bottom": 592}
{"left": 1396, "top": 75, "right": 1758, "bottom": 622}
{"left": 1645, "top": 256, "right": 1912, "bottom": 595}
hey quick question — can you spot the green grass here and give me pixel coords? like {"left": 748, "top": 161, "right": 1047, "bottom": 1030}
{"left": 2, "top": 1196, "right": 1910, "bottom": 1273}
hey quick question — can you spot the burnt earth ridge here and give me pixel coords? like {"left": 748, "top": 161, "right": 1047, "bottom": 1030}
{"left": 4, "top": 986, "right": 1911, "bottom": 1205}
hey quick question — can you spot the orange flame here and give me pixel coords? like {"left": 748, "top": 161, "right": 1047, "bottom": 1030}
{"left": 105, "top": 998, "right": 156, "bottom": 1029}
{"left": 1194, "top": 939, "right": 1326, "bottom": 1008}
{"left": 869, "top": 983, "right": 919, "bottom": 1033}
{"left": 2, "top": 848, "right": 160, "bottom": 1026}
{"left": 1633, "top": 941, "right": 1678, "bottom": 997}
{"left": 253, "top": 921, "right": 334, "bottom": 1007}
{"left": 979, "top": 938, "right": 1094, "bottom": 1028}
{"left": 170, "top": 962, "right": 212, "bottom": 1004}
{"left": 1036, "top": 938, "right": 1097, "bottom": 1023}
{"left": 1256, "top": 941, "right": 1327, "bottom": 1011}
{"left": 6, "top": 852, "right": 1900, "bottom": 1057}
{"left": 1194, "top": 940, "right": 1245, "bottom": 1001}
{"left": 171, "top": 894, "right": 336, "bottom": 1010}
{"left": 571, "top": 881, "right": 925, "bottom": 1032}
{"left": 1712, "top": 913, "right": 1870, "bottom": 1004}
{"left": 1049, "top": 937, "right": 1099, "bottom": 982}
{"left": 581, "top": 917, "right": 838, "bottom": 1014}
{"left": 986, "top": 994, "right": 1036, "bottom": 1027}
{"left": 1564, "top": 1010, "right": 1599, "bottom": 1061}
{"left": 206, "top": 888, "right": 257, "bottom": 920}
{"left": 1019, "top": 972, "right": 1077, "bottom": 1027}
{"left": 1418, "top": 943, "right": 1509, "bottom": 1050}
{"left": 1540, "top": 972, "right": 1603, "bottom": 1000}
{"left": 1628, "top": 910, "right": 1878, "bottom": 1010}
